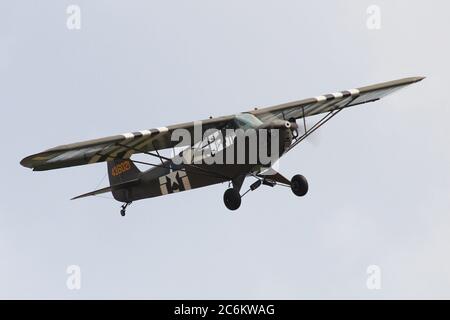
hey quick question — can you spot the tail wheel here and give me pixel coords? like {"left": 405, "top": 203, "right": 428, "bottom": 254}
{"left": 291, "top": 175, "right": 308, "bottom": 197}
{"left": 223, "top": 188, "right": 241, "bottom": 211}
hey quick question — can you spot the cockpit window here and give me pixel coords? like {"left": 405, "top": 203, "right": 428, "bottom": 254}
{"left": 233, "top": 113, "right": 263, "bottom": 129}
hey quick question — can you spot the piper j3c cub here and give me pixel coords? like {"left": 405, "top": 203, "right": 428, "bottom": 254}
{"left": 21, "top": 77, "right": 424, "bottom": 216}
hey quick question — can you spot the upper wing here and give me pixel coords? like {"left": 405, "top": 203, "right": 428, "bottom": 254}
{"left": 21, "top": 76, "right": 424, "bottom": 171}
{"left": 21, "top": 116, "right": 233, "bottom": 171}
{"left": 249, "top": 76, "right": 425, "bottom": 123}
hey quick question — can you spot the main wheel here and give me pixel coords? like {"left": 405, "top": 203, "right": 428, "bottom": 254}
{"left": 291, "top": 175, "right": 308, "bottom": 197}
{"left": 223, "top": 188, "right": 242, "bottom": 211}
{"left": 120, "top": 209, "right": 126, "bottom": 217}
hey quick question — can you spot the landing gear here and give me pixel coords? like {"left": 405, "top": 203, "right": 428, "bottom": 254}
{"left": 120, "top": 202, "right": 132, "bottom": 216}
{"left": 291, "top": 174, "right": 308, "bottom": 197}
{"left": 223, "top": 188, "right": 241, "bottom": 211}
{"left": 222, "top": 173, "right": 308, "bottom": 210}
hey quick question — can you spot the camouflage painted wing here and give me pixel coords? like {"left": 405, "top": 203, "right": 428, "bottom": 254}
{"left": 21, "top": 77, "right": 424, "bottom": 171}
{"left": 20, "top": 116, "right": 233, "bottom": 171}
{"left": 249, "top": 76, "right": 425, "bottom": 123}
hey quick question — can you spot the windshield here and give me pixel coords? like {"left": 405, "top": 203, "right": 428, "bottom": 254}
{"left": 233, "top": 113, "right": 263, "bottom": 129}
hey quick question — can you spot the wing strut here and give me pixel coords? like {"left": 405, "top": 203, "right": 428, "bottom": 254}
{"left": 286, "top": 96, "right": 358, "bottom": 153}
{"left": 287, "top": 109, "right": 342, "bottom": 153}
{"left": 113, "top": 143, "right": 232, "bottom": 181}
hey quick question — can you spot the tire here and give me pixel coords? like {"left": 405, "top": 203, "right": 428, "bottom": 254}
{"left": 223, "top": 188, "right": 242, "bottom": 211}
{"left": 291, "top": 175, "right": 308, "bottom": 197}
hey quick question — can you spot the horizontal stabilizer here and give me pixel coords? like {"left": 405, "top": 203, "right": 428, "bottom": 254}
{"left": 71, "top": 186, "right": 113, "bottom": 200}
{"left": 71, "top": 178, "right": 140, "bottom": 200}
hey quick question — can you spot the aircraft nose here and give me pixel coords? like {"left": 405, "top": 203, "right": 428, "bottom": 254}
{"left": 285, "top": 120, "right": 298, "bottom": 130}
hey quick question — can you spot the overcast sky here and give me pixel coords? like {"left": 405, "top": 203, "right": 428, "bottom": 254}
{"left": 1, "top": 0, "right": 449, "bottom": 299}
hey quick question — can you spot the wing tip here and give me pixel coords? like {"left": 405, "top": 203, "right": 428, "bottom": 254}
{"left": 412, "top": 76, "right": 426, "bottom": 83}
{"left": 20, "top": 154, "right": 48, "bottom": 171}
{"left": 20, "top": 155, "right": 34, "bottom": 169}
{"left": 397, "top": 76, "right": 426, "bottom": 86}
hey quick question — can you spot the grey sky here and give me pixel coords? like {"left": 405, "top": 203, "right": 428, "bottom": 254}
{"left": 1, "top": 0, "right": 449, "bottom": 299}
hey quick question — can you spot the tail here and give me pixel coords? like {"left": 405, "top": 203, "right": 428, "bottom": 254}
{"left": 107, "top": 159, "right": 141, "bottom": 185}
{"left": 107, "top": 159, "right": 141, "bottom": 202}
{"left": 71, "top": 159, "right": 141, "bottom": 202}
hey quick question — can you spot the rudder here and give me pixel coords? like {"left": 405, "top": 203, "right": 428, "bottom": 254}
{"left": 107, "top": 159, "right": 141, "bottom": 202}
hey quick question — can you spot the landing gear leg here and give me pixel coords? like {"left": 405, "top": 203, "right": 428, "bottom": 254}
{"left": 120, "top": 202, "right": 132, "bottom": 216}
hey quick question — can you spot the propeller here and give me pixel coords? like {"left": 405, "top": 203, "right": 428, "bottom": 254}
{"left": 289, "top": 117, "right": 321, "bottom": 147}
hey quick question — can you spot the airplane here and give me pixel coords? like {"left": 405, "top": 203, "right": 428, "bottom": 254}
{"left": 20, "top": 77, "right": 425, "bottom": 216}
